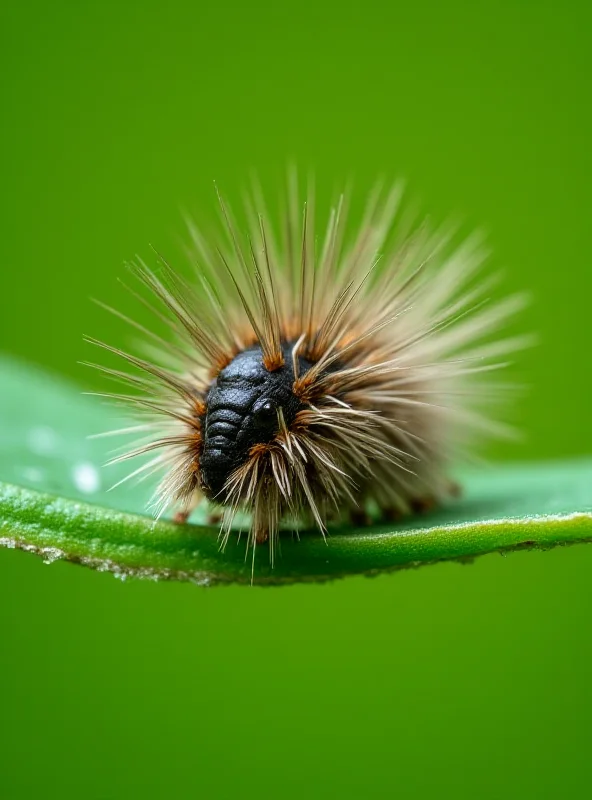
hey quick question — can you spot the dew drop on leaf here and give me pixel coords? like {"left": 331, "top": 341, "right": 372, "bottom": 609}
{"left": 72, "top": 463, "right": 100, "bottom": 494}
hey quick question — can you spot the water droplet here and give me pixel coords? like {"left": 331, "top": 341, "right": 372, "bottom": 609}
{"left": 72, "top": 462, "right": 100, "bottom": 494}
{"left": 27, "top": 426, "right": 59, "bottom": 455}
{"left": 22, "top": 467, "right": 45, "bottom": 483}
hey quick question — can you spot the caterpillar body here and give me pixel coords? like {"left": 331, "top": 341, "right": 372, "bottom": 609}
{"left": 88, "top": 177, "right": 525, "bottom": 564}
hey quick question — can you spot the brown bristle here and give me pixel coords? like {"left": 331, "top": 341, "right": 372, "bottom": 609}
{"left": 193, "top": 399, "right": 206, "bottom": 417}
{"left": 292, "top": 373, "right": 317, "bottom": 401}
{"left": 290, "top": 409, "right": 313, "bottom": 433}
{"left": 263, "top": 352, "right": 285, "bottom": 372}
{"left": 209, "top": 351, "right": 234, "bottom": 378}
{"left": 248, "top": 442, "right": 271, "bottom": 459}
{"left": 304, "top": 343, "right": 324, "bottom": 362}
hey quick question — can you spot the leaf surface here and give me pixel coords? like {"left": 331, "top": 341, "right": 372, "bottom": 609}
{"left": 1, "top": 357, "right": 591, "bottom": 585}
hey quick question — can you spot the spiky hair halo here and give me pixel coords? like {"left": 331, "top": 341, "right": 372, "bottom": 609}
{"left": 87, "top": 176, "right": 526, "bottom": 564}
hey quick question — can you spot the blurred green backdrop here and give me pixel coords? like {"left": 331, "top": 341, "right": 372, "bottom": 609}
{"left": 1, "top": 1, "right": 591, "bottom": 797}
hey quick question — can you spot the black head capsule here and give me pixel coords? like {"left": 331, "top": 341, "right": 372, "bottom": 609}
{"left": 200, "top": 344, "right": 313, "bottom": 501}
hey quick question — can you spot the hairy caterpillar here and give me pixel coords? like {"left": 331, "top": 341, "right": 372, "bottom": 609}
{"left": 87, "top": 175, "right": 525, "bottom": 565}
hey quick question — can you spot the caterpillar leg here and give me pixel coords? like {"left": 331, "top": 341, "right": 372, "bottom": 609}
{"left": 448, "top": 480, "right": 462, "bottom": 498}
{"left": 350, "top": 509, "right": 372, "bottom": 527}
{"left": 407, "top": 481, "right": 462, "bottom": 517}
{"left": 172, "top": 490, "right": 202, "bottom": 525}
{"left": 408, "top": 482, "right": 461, "bottom": 515}
{"left": 254, "top": 526, "right": 269, "bottom": 544}
{"left": 381, "top": 507, "right": 404, "bottom": 523}
{"left": 410, "top": 496, "right": 437, "bottom": 515}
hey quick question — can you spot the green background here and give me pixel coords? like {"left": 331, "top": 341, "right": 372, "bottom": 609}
{"left": 1, "top": 1, "right": 591, "bottom": 797}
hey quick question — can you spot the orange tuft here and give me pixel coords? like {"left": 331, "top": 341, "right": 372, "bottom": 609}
{"left": 241, "top": 330, "right": 260, "bottom": 348}
{"left": 304, "top": 343, "right": 324, "bottom": 362}
{"left": 209, "top": 351, "right": 234, "bottom": 379}
{"left": 292, "top": 372, "right": 318, "bottom": 401}
{"left": 248, "top": 442, "right": 271, "bottom": 459}
{"left": 290, "top": 409, "right": 312, "bottom": 433}
{"left": 193, "top": 399, "right": 206, "bottom": 417}
{"left": 263, "top": 351, "right": 285, "bottom": 372}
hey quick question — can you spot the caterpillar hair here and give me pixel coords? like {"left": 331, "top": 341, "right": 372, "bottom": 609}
{"left": 87, "top": 174, "right": 526, "bottom": 566}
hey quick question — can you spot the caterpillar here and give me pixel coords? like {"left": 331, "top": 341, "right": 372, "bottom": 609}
{"left": 87, "top": 175, "right": 526, "bottom": 565}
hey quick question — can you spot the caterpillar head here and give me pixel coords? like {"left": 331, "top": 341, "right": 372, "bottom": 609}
{"left": 200, "top": 343, "right": 313, "bottom": 501}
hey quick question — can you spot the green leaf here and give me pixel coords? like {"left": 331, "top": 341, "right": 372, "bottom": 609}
{"left": 1, "top": 356, "right": 591, "bottom": 585}
{"left": 0, "top": 356, "right": 155, "bottom": 514}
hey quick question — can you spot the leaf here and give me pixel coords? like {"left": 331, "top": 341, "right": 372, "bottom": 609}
{"left": 1, "top": 356, "right": 591, "bottom": 585}
{"left": 0, "top": 356, "right": 155, "bottom": 514}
